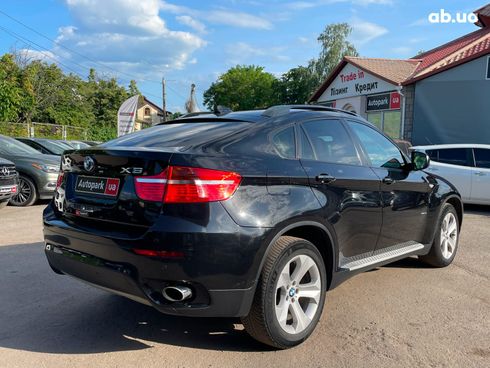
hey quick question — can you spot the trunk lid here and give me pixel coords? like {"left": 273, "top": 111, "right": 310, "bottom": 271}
{"left": 59, "top": 148, "right": 173, "bottom": 228}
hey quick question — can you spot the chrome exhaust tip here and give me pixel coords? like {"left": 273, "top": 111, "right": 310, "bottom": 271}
{"left": 162, "top": 285, "right": 192, "bottom": 302}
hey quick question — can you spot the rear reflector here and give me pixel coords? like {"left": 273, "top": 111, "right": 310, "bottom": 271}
{"left": 134, "top": 166, "right": 241, "bottom": 203}
{"left": 133, "top": 249, "right": 185, "bottom": 258}
{"left": 56, "top": 172, "right": 64, "bottom": 189}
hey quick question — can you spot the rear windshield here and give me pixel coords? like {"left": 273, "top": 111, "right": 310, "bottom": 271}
{"left": 102, "top": 122, "right": 250, "bottom": 149}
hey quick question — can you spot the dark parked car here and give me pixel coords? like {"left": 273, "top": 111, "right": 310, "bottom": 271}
{"left": 0, "top": 157, "right": 18, "bottom": 209}
{"left": 61, "top": 140, "right": 90, "bottom": 150}
{"left": 81, "top": 140, "right": 101, "bottom": 147}
{"left": 0, "top": 135, "right": 60, "bottom": 206}
{"left": 16, "top": 138, "right": 73, "bottom": 156}
{"left": 43, "top": 105, "right": 463, "bottom": 349}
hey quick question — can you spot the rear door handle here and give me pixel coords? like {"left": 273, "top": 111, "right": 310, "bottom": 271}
{"left": 382, "top": 176, "right": 394, "bottom": 185}
{"left": 474, "top": 171, "right": 486, "bottom": 176}
{"left": 315, "top": 173, "right": 336, "bottom": 184}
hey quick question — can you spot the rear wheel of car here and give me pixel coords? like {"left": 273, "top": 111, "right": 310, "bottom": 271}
{"left": 242, "top": 236, "right": 327, "bottom": 349}
{"left": 10, "top": 175, "right": 38, "bottom": 207}
{"left": 419, "top": 203, "right": 459, "bottom": 267}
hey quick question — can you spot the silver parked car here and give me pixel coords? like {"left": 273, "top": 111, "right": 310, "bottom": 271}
{"left": 0, "top": 135, "right": 60, "bottom": 206}
{"left": 412, "top": 144, "right": 490, "bottom": 205}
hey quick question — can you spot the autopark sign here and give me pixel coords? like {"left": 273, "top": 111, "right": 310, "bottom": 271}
{"left": 318, "top": 62, "right": 397, "bottom": 101}
{"left": 366, "top": 92, "right": 401, "bottom": 111}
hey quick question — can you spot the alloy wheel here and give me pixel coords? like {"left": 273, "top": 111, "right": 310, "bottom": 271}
{"left": 440, "top": 212, "right": 458, "bottom": 259}
{"left": 274, "top": 254, "right": 322, "bottom": 334}
{"left": 10, "top": 177, "right": 32, "bottom": 206}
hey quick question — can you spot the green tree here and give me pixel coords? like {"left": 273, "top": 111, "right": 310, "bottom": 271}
{"left": 203, "top": 65, "right": 278, "bottom": 111}
{"left": 128, "top": 79, "right": 140, "bottom": 96}
{"left": 203, "top": 23, "right": 358, "bottom": 107}
{"left": 275, "top": 66, "right": 318, "bottom": 104}
{"left": 275, "top": 23, "right": 358, "bottom": 104}
{"left": 0, "top": 54, "right": 23, "bottom": 122}
{"left": 312, "top": 23, "right": 358, "bottom": 84}
{"left": 86, "top": 71, "right": 128, "bottom": 141}
{"left": 170, "top": 111, "right": 183, "bottom": 120}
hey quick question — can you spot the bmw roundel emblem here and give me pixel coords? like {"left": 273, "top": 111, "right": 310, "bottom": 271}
{"left": 83, "top": 156, "right": 95, "bottom": 172}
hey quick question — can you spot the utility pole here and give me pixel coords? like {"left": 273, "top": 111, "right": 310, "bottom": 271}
{"left": 162, "top": 77, "right": 167, "bottom": 122}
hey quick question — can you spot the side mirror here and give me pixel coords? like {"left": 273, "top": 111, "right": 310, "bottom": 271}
{"left": 411, "top": 150, "right": 430, "bottom": 171}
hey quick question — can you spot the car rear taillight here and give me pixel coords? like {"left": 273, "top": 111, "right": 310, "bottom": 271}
{"left": 56, "top": 172, "right": 64, "bottom": 189}
{"left": 164, "top": 166, "right": 241, "bottom": 203}
{"left": 134, "top": 166, "right": 241, "bottom": 203}
{"left": 134, "top": 169, "right": 168, "bottom": 202}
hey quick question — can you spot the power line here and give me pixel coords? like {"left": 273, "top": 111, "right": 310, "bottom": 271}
{"left": 0, "top": 8, "right": 187, "bottom": 102}
{"left": 0, "top": 9, "right": 163, "bottom": 86}
{"left": 0, "top": 24, "right": 163, "bottom": 102}
{"left": 0, "top": 25, "right": 87, "bottom": 78}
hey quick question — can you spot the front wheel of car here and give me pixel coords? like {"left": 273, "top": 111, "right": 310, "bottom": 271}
{"left": 241, "top": 236, "right": 327, "bottom": 349}
{"left": 10, "top": 175, "right": 38, "bottom": 207}
{"left": 419, "top": 203, "right": 460, "bottom": 267}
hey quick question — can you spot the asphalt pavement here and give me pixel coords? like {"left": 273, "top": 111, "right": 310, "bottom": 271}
{"left": 0, "top": 203, "right": 488, "bottom": 367}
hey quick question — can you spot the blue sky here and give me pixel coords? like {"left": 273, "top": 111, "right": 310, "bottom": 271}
{"left": 0, "top": 0, "right": 485, "bottom": 112}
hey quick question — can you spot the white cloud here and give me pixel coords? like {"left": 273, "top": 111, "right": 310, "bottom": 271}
{"left": 349, "top": 18, "right": 388, "bottom": 45}
{"left": 287, "top": 1, "right": 317, "bottom": 10}
{"left": 391, "top": 46, "right": 412, "bottom": 55}
{"left": 160, "top": 1, "right": 272, "bottom": 30}
{"left": 286, "top": 0, "right": 393, "bottom": 10}
{"left": 226, "top": 42, "right": 289, "bottom": 65}
{"left": 17, "top": 49, "right": 58, "bottom": 63}
{"left": 409, "top": 17, "right": 430, "bottom": 27}
{"left": 176, "top": 15, "right": 207, "bottom": 33}
{"left": 66, "top": 0, "right": 166, "bottom": 35}
{"left": 204, "top": 10, "right": 272, "bottom": 30}
{"left": 297, "top": 36, "right": 310, "bottom": 44}
{"left": 56, "top": 0, "right": 206, "bottom": 77}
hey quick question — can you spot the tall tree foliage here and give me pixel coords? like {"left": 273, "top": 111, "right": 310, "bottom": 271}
{"left": 204, "top": 23, "right": 358, "bottom": 108}
{"left": 0, "top": 54, "right": 140, "bottom": 141}
{"left": 0, "top": 54, "right": 24, "bottom": 122}
{"left": 312, "top": 23, "right": 358, "bottom": 84}
{"left": 203, "top": 65, "right": 278, "bottom": 111}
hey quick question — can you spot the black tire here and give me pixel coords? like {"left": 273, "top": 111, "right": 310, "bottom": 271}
{"left": 241, "top": 236, "right": 327, "bottom": 349}
{"left": 419, "top": 203, "right": 460, "bottom": 267}
{"left": 9, "top": 175, "right": 38, "bottom": 207}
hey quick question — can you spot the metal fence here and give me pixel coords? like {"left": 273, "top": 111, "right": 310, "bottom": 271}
{"left": 0, "top": 122, "right": 87, "bottom": 140}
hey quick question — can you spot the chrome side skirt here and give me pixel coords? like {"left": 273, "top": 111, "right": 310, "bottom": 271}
{"left": 340, "top": 241, "right": 425, "bottom": 271}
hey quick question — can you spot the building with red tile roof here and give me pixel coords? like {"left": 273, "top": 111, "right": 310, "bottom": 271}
{"left": 309, "top": 4, "right": 490, "bottom": 145}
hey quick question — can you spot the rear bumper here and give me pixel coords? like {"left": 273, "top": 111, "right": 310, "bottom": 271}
{"left": 43, "top": 202, "right": 268, "bottom": 317}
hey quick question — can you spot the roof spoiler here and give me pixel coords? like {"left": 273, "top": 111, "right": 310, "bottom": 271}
{"left": 262, "top": 104, "right": 358, "bottom": 118}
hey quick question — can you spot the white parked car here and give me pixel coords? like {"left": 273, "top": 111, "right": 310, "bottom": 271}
{"left": 412, "top": 144, "right": 490, "bottom": 205}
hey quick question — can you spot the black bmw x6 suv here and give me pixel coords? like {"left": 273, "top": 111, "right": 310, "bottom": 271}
{"left": 43, "top": 105, "right": 463, "bottom": 349}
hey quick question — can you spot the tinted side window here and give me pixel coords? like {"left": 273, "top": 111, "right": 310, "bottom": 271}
{"left": 347, "top": 121, "right": 404, "bottom": 169}
{"left": 301, "top": 119, "right": 360, "bottom": 165}
{"left": 272, "top": 126, "right": 296, "bottom": 159}
{"left": 299, "top": 127, "right": 315, "bottom": 160}
{"left": 426, "top": 149, "right": 438, "bottom": 160}
{"left": 437, "top": 148, "right": 468, "bottom": 166}
{"left": 474, "top": 148, "right": 490, "bottom": 169}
